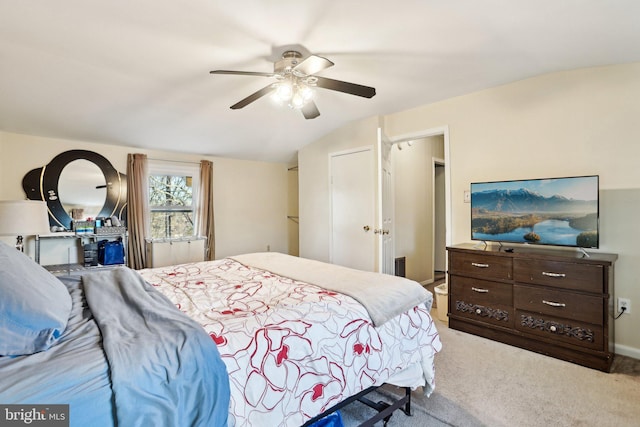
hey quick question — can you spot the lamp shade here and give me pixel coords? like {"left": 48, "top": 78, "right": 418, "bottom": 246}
{"left": 0, "top": 200, "right": 51, "bottom": 236}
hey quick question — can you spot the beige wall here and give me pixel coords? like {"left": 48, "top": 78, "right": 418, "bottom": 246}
{"left": 0, "top": 131, "right": 289, "bottom": 263}
{"left": 383, "top": 62, "right": 640, "bottom": 358}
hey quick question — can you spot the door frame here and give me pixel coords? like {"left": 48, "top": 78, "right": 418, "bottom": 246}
{"left": 432, "top": 157, "right": 446, "bottom": 275}
{"left": 377, "top": 128, "right": 394, "bottom": 274}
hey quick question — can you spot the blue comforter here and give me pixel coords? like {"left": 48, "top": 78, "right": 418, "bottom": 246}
{"left": 0, "top": 268, "right": 230, "bottom": 427}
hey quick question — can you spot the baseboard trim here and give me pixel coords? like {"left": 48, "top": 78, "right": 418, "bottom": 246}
{"left": 615, "top": 343, "right": 640, "bottom": 360}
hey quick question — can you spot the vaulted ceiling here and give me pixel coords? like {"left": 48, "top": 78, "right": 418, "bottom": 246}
{"left": 2, "top": 1, "right": 640, "bottom": 163}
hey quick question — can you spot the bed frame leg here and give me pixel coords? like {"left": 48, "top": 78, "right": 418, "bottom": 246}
{"left": 403, "top": 386, "right": 412, "bottom": 416}
{"left": 356, "top": 386, "right": 412, "bottom": 427}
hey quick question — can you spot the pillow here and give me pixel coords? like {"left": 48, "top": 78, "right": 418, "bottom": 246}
{"left": 0, "top": 240, "right": 72, "bottom": 356}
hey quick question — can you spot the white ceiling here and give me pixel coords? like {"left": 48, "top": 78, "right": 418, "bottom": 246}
{"left": 2, "top": 1, "right": 640, "bottom": 163}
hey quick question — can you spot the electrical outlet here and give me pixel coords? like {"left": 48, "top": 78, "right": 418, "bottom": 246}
{"left": 464, "top": 190, "right": 471, "bottom": 203}
{"left": 617, "top": 297, "right": 631, "bottom": 315}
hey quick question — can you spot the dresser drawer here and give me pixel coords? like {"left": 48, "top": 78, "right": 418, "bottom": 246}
{"left": 514, "top": 284, "right": 603, "bottom": 325}
{"left": 513, "top": 258, "right": 604, "bottom": 293}
{"left": 516, "top": 309, "right": 604, "bottom": 351}
{"left": 449, "top": 251, "right": 512, "bottom": 281}
{"left": 450, "top": 276, "right": 512, "bottom": 306}
{"left": 450, "top": 276, "right": 514, "bottom": 328}
{"left": 451, "top": 300, "right": 514, "bottom": 328}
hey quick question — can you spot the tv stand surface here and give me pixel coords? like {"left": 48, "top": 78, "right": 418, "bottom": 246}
{"left": 447, "top": 243, "right": 617, "bottom": 371}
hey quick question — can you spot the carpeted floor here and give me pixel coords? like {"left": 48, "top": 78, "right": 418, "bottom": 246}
{"left": 340, "top": 313, "right": 640, "bottom": 426}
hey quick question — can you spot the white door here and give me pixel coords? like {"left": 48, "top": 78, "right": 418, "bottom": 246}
{"left": 380, "top": 166, "right": 394, "bottom": 274}
{"left": 330, "top": 148, "right": 375, "bottom": 271}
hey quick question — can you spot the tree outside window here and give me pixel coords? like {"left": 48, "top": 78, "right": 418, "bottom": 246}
{"left": 149, "top": 174, "right": 195, "bottom": 239}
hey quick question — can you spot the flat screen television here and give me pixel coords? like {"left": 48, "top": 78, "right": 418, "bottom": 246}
{"left": 471, "top": 175, "right": 599, "bottom": 249}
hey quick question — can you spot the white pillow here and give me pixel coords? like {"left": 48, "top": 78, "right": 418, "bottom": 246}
{"left": 0, "top": 240, "right": 72, "bottom": 356}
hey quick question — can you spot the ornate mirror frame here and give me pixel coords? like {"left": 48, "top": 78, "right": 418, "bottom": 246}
{"left": 22, "top": 150, "right": 127, "bottom": 230}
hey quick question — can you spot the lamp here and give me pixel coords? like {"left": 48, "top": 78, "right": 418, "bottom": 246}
{"left": 0, "top": 200, "right": 50, "bottom": 252}
{"left": 271, "top": 76, "right": 315, "bottom": 109}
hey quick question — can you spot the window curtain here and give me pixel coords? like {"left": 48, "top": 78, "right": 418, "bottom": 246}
{"left": 197, "top": 160, "right": 215, "bottom": 260}
{"left": 126, "top": 153, "right": 149, "bottom": 269}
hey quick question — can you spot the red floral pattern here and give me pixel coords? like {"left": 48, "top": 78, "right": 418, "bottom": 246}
{"left": 139, "top": 259, "right": 441, "bottom": 427}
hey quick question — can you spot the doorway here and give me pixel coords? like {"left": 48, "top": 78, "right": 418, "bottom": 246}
{"left": 325, "top": 126, "right": 450, "bottom": 279}
{"left": 388, "top": 127, "right": 449, "bottom": 285}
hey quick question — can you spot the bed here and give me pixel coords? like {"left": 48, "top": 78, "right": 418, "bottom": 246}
{"left": 0, "top": 241, "right": 441, "bottom": 427}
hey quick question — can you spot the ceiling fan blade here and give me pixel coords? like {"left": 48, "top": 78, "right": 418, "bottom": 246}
{"left": 230, "top": 84, "right": 275, "bottom": 109}
{"left": 314, "top": 76, "right": 376, "bottom": 98}
{"left": 210, "top": 70, "right": 276, "bottom": 77}
{"left": 301, "top": 101, "right": 320, "bottom": 120}
{"left": 293, "top": 55, "right": 334, "bottom": 76}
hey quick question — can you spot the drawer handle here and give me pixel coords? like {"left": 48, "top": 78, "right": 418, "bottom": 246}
{"left": 471, "top": 262, "right": 489, "bottom": 268}
{"left": 542, "top": 271, "right": 566, "bottom": 278}
{"left": 472, "top": 287, "right": 489, "bottom": 293}
{"left": 542, "top": 299, "right": 566, "bottom": 308}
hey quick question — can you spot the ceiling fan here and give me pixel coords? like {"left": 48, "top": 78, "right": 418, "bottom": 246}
{"left": 210, "top": 50, "right": 376, "bottom": 119}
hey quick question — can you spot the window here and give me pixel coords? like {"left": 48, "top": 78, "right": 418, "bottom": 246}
{"left": 148, "top": 162, "right": 199, "bottom": 240}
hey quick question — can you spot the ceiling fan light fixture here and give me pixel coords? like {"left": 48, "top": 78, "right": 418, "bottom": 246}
{"left": 291, "top": 92, "right": 305, "bottom": 109}
{"left": 290, "top": 83, "right": 315, "bottom": 109}
{"left": 274, "top": 82, "right": 293, "bottom": 101}
{"left": 272, "top": 79, "right": 315, "bottom": 109}
{"left": 299, "top": 84, "right": 314, "bottom": 101}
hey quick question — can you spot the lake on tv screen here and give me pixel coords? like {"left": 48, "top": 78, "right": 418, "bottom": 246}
{"left": 473, "top": 219, "right": 584, "bottom": 245}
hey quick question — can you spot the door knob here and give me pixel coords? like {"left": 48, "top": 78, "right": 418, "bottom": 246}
{"left": 363, "top": 225, "right": 370, "bottom": 232}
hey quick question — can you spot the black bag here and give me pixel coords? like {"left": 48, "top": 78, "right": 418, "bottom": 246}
{"left": 98, "top": 239, "right": 125, "bottom": 265}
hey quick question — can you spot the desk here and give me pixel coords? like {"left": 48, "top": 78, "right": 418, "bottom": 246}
{"left": 36, "top": 231, "right": 127, "bottom": 267}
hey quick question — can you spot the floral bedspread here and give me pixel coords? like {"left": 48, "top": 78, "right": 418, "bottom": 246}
{"left": 138, "top": 258, "right": 441, "bottom": 427}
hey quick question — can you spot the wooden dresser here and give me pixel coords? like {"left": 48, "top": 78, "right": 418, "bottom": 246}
{"left": 447, "top": 243, "right": 617, "bottom": 371}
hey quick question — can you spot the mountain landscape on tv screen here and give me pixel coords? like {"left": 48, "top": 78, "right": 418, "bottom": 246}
{"left": 472, "top": 188, "right": 597, "bottom": 213}
{"left": 471, "top": 188, "right": 598, "bottom": 247}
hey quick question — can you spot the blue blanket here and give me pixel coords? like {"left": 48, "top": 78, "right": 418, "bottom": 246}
{"left": 0, "top": 276, "right": 115, "bottom": 427}
{"left": 0, "top": 269, "right": 229, "bottom": 426}
{"left": 83, "top": 268, "right": 230, "bottom": 427}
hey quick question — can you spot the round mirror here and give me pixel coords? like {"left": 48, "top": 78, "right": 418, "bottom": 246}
{"left": 58, "top": 159, "right": 107, "bottom": 220}
{"left": 22, "top": 149, "right": 127, "bottom": 230}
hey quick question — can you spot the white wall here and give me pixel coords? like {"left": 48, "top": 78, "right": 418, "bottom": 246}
{"left": 383, "top": 62, "right": 640, "bottom": 358}
{"left": 0, "top": 131, "right": 289, "bottom": 263}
